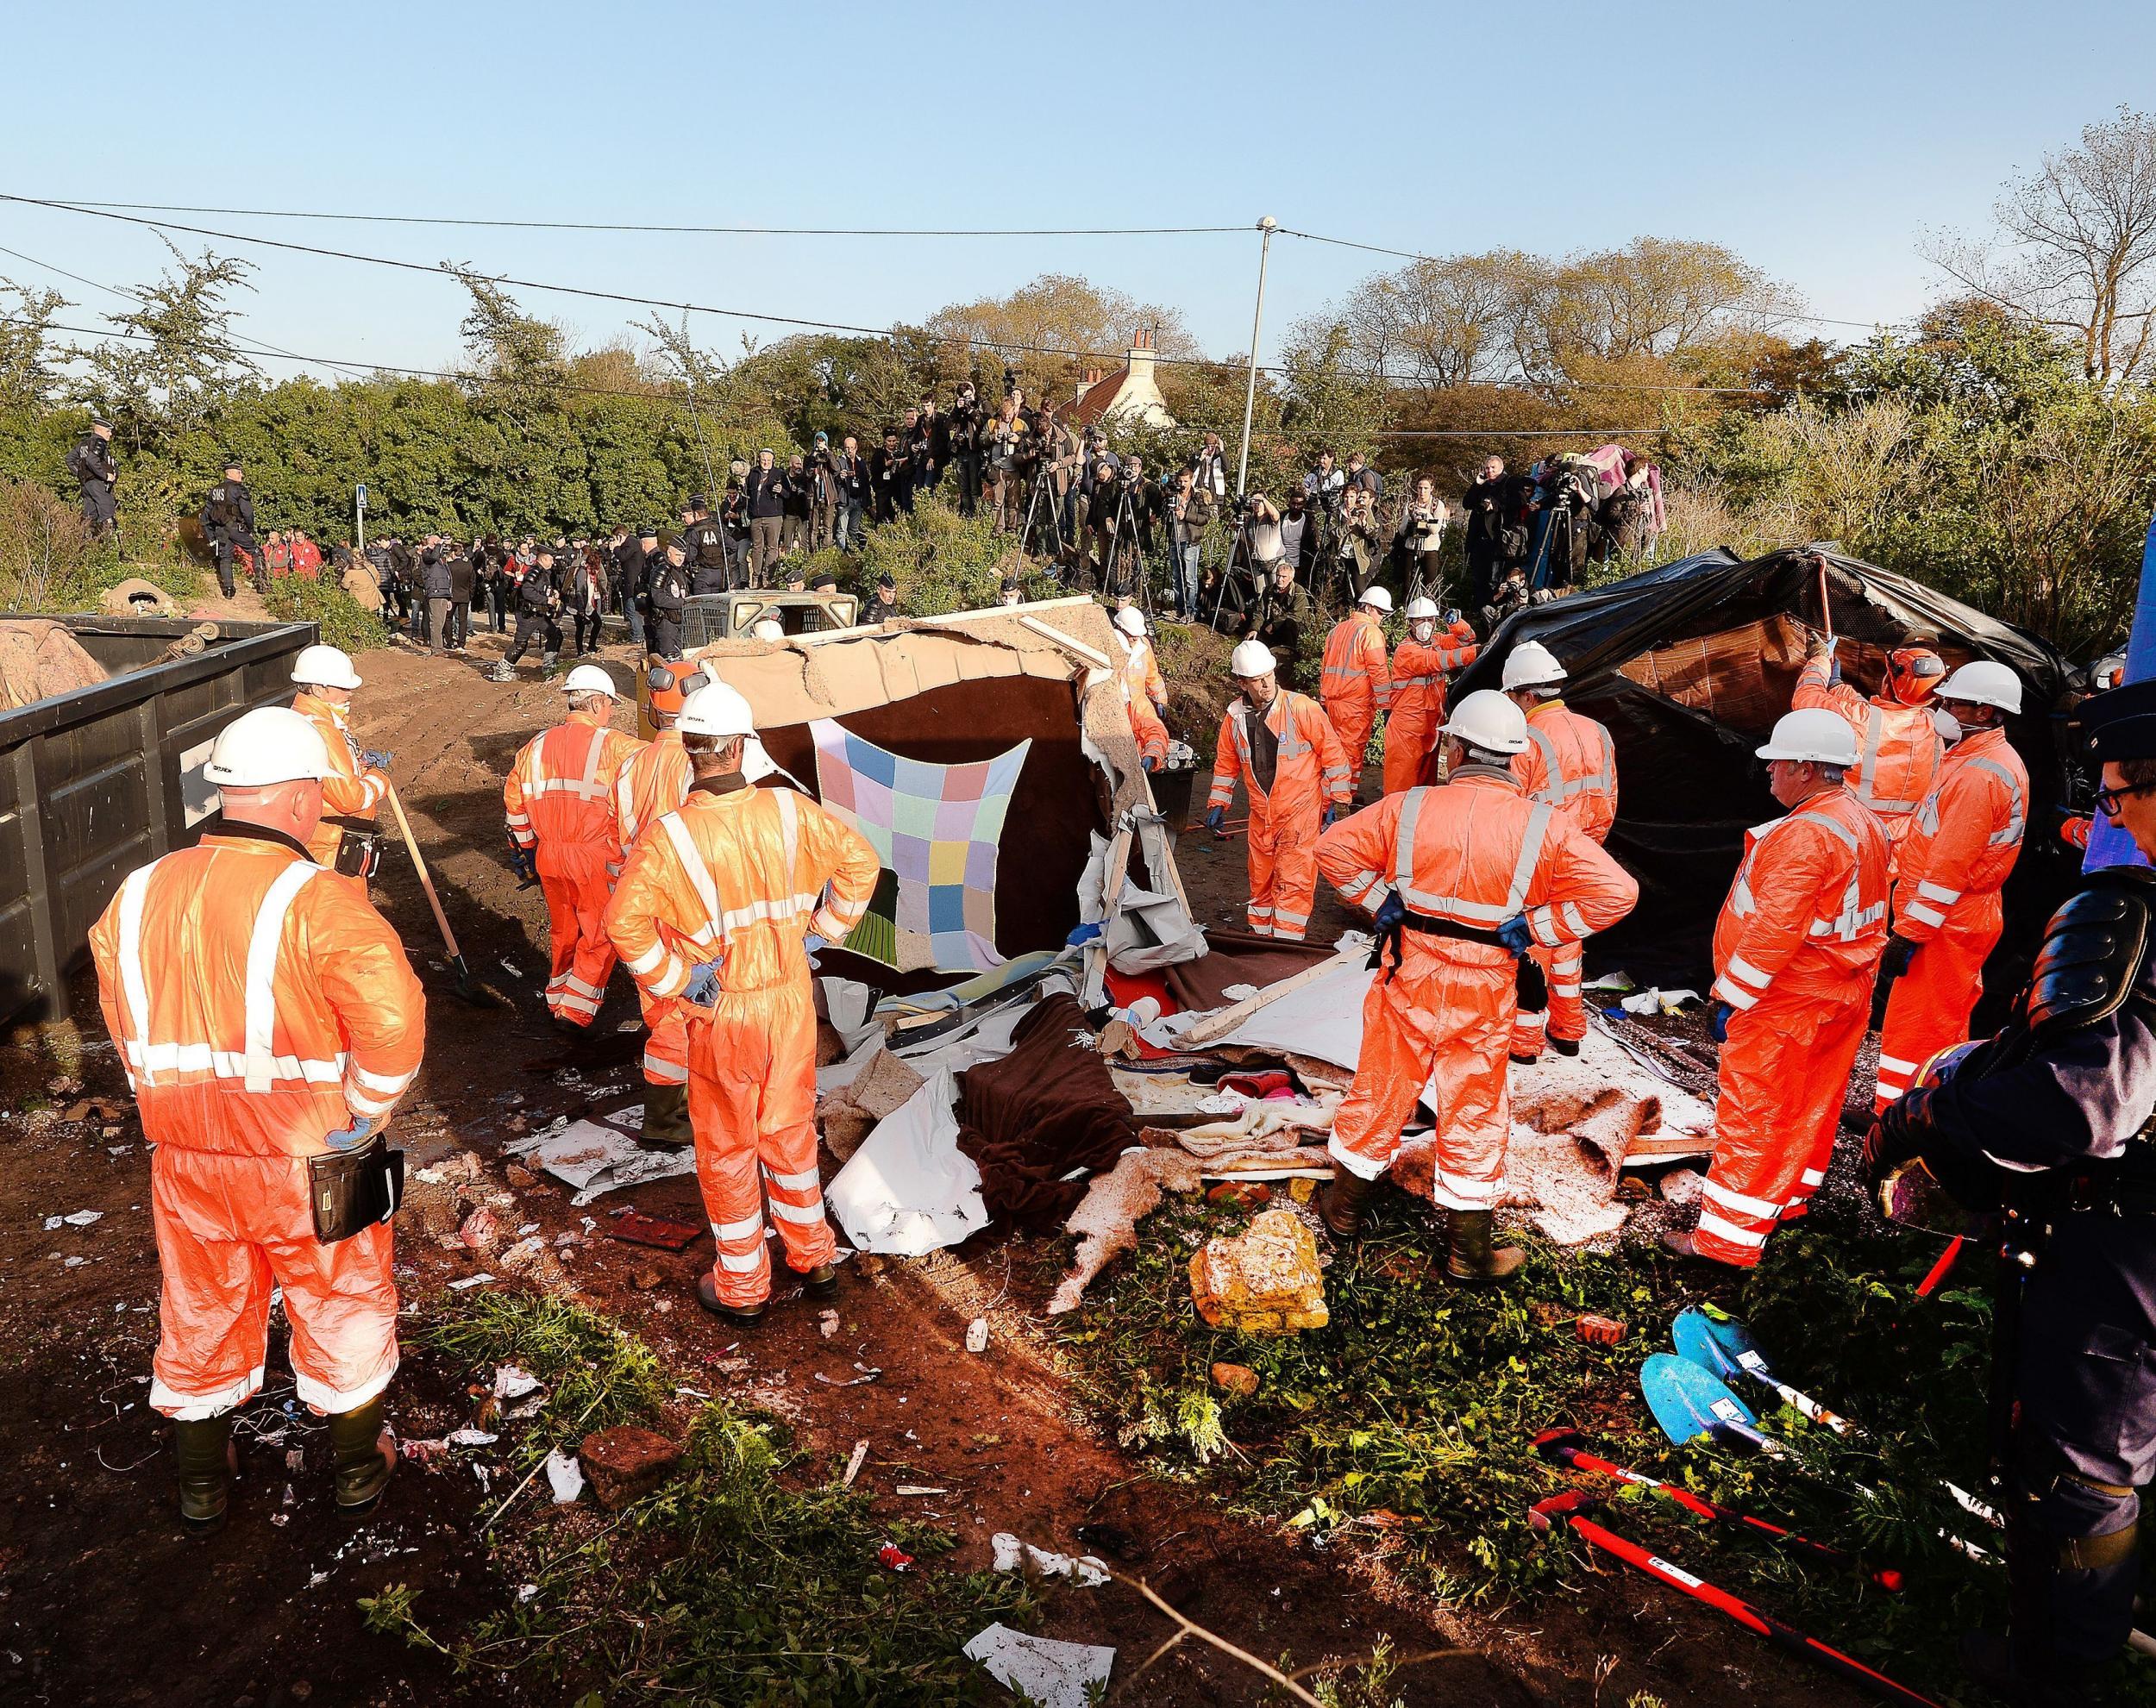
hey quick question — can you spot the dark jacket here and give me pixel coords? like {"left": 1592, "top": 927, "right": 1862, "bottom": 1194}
{"left": 682, "top": 517, "right": 727, "bottom": 572}
{"left": 68, "top": 433, "right": 116, "bottom": 488}
{"left": 646, "top": 554, "right": 691, "bottom": 616}
{"left": 200, "top": 479, "right": 256, "bottom": 541}
{"left": 446, "top": 551, "right": 477, "bottom": 603}
{"left": 832, "top": 453, "right": 868, "bottom": 503}
{"left": 518, "top": 562, "right": 560, "bottom": 610}
{"left": 745, "top": 466, "right": 789, "bottom": 520}
{"left": 420, "top": 550, "right": 454, "bottom": 600}
{"left": 613, "top": 539, "right": 648, "bottom": 605}
{"left": 1240, "top": 582, "right": 1319, "bottom": 689}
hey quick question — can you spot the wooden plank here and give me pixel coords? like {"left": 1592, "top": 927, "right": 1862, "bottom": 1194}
{"left": 1178, "top": 943, "right": 1367, "bottom": 1047}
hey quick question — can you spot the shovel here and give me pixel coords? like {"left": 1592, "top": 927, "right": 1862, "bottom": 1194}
{"left": 1673, "top": 1304, "right": 1855, "bottom": 1434}
{"left": 1641, "top": 1353, "right": 1784, "bottom": 1458}
{"left": 384, "top": 781, "right": 510, "bottom": 1009}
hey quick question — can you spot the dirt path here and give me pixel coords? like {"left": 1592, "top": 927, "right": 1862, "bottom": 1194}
{"left": 0, "top": 633, "right": 1863, "bottom": 1707}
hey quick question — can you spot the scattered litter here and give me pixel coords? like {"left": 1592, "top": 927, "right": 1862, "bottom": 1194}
{"left": 446, "top": 1428, "right": 498, "bottom": 1448}
{"left": 543, "top": 1449, "right": 585, "bottom": 1505}
{"left": 841, "top": 1439, "right": 869, "bottom": 1488}
{"left": 492, "top": 1366, "right": 541, "bottom": 1400}
{"left": 963, "top": 1624, "right": 1115, "bottom": 1708}
{"left": 1659, "top": 1168, "right": 1707, "bottom": 1207}
{"left": 877, "top": 1542, "right": 914, "bottom": 1571}
{"left": 608, "top": 1211, "right": 702, "bottom": 1251}
{"left": 895, "top": 1485, "right": 949, "bottom": 1497}
{"left": 1576, "top": 1314, "right": 1626, "bottom": 1345}
{"left": 1619, "top": 986, "right": 1701, "bottom": 1017}
{"left": 818, "top": 1310, "right": 839, "bottom": 1339}
{"left": 498, "top": 958, "right": 524, "bottom": 979}
{"left": 517, "top": 1584, "right": 539, "bottom": 1604}
{"left": 965, "top": 1317, "right": 989, "bottom": 1355}
{"left": 504, "top": 1120, "right": 696, "bottom": 1205}
{"left": 1583, "top": 971, "right": 1638, "bottom": 992}
{"left": 457, "top": 1206, "right": 500, "bottom": 1251}
{"left": 826, "top": 1068, "right": 987, "bottom": 1255}
{"left": 52, "top": 1211, "right": 104, "bottom": 1229}
{"left": 285, "top": 1448, "right": 306, "bottom": 1473}
{"left": 813, "top": 1363, "right": 882, "bottom": 1388}
{"left": 63, "top": 1256, "right": 85, "bottom": 1268}
{"left": 447, "top": 1273, "right": 495, "bottom": 1291}
{"left": 991, "top": 1531, "right": 1111, "bottom": 1586}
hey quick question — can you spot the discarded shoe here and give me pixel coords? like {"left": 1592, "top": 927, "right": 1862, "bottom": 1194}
{"left": 696, "top": 1273, "right": 767, "bottom": 1325}
{"left": 1445, "top": 1209, "right": 1524, "bottom": 1283}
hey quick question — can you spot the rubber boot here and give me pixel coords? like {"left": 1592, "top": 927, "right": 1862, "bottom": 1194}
{"left": 173, "top": 1415, "right": 235, "bottom": 1535}
{"left": 1445, "top": 1210, "right": 1524, "bottom": 1283}
{"left": 1319, "top": 1171, "right": 1375, "bottom": 1239}
{"left": 329, "top": 1398, "right": 395, "bottom": 1513}
{"left": 641, "top": 1083, "right": 692, "bottom": 1146}
{"left": 802, "top": 1262, "right": 839, "bottom": 1298}
{"left": 1550, "top": 1036, "right": 1581, "bottom": 1058}
{"left": 697, "top": 1272, "right": 766, "bottom": 1325}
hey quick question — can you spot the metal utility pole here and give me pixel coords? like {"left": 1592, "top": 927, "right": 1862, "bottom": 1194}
{"left": 1235, "top": 216, "right": 1278, "bottom": 499}
{"left": 355, "top": 482, "right": 367, "bottom": 556}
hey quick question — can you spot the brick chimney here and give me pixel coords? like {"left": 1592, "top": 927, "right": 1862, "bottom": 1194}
{"left": 1125, "top": 324, "right": 1156, "bottom": 390}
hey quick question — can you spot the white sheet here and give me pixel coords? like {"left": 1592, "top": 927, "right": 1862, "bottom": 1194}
{"left": 825, "top": 1067, "right": 988, "bottom": 1254}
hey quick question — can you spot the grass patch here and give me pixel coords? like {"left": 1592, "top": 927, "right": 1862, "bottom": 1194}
{"left": 374, "top": 1292, "right": 1034, "bottom": 1705}
{"left": 1056, "top": 1192, "right": 2156, "bottom": 1700}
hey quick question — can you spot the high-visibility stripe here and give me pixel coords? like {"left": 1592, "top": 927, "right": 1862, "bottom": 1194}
{"left": 658, "top": 812, "right": 723, "bottom": 946}
{"left": 560, "top": 972, "right": 605, "bottom": 999}
{"left": 768, "top": 1197, "right": 826, "bottom": 1224}
{"left": 713, "top": 1213, "right": 764, "bottom": 1242}
{"left": 651, "top": 954, "right": 688, "bottom": 997}
{"left": 554, "top": 990, "right": 600, "bottom": 1017}
{"left": 1703, "top": 1179, "right": 1783, "bottom": 1219}
{"left": 1392, "top": 789, "right": 1551, "bottom": 924}
{"left": 624, "top": 941, "right": 667, "bottom": 976}
{"left": 1429, "top": 1165, "right": 1501, "bottom": 1211}
{"left": 616, "top": 763, "right": 642, "bottom": 844}
{"left": 1559, "top": 900, "right": 1590, "bottom": 938}
{"left": 292, "top": 1361, "right": 397, "bottom": 1415}
{"left": 1903, "top": 902, "right": 1947, "bottom": 928}
{"left": 1877, "top": 1054, "right": 1921, "bottom": 1075}
{"left": 123, "top": 1040, "right": 346, "bottom": 1083}
{"left": 244, "top": 862, "right": 322, "bottom": 1092}
{"left": 1727, "top": 955, "right": 1772, "bottom": 990}
{"left": 764, "top": 1164, "right": 822, "bottom": 1192}
{"left": 642, "top": 1052, "right": 688, "bottom": 1084}
{"left": 1327, "top": 1131, "right": 1393, "bottom": 1181}
{"left": 116, "top": 864, "right": 158, "bottom": 1076}
{"left": 1916, "top": 880, "right": 1962, "bottom": 904}
{"left": 1798, "top": 1167, "right": 1827, "bottom": 1186}
{"left": 718, "top": 1249, "right": 763, "bottom": 1273}
{"left": 150, "top": 1363, "right": 265, "bottom": 1420}
{"left": 1695, "top": 1210, "right": 1770, "bottom": 1247}
{"left": 1963, "top": 754, "right": 2025, "bottom": 846}
{"left": 349, "top": 1061, "right": 414, "bottom": 1096}
{"left": 1336, "top": 867, "right": 1382, "bottom": 904}
{"left": 1712, "top": 977, "right": 1758, "bottom": 1010}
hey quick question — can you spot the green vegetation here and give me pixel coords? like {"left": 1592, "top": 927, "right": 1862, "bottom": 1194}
{"left": 376, "top": 1294, "right": 1035, "bottom": 1705}
{"left": 263, "top": 572, "right": 389, "bottom": 654}
{"left": 1054, "top": 1194, "right": 2156, "bottom": 1700}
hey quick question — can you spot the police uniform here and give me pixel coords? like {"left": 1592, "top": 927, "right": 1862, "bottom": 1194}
{"left": 681, "top": 504, "right": 730, "bottom": 596}
{"left": 1868, "top": 674, "right": 2156, "bottom": 1704}
{"left": 200, "top": 472, "right": 259, "bottom": 597}
{"left": 68, "top": 428, "right": 118, "bottom": 538}
{"left": 645, "top": 553, "right": 691, "bottom": 660}
{"left": 505, "top": 555, "right": 563, "bottom": 666}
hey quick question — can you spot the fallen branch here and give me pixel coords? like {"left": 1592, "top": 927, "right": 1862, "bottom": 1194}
{"left": 1108, "top": 1568, "right": 1325, "bottom": 1705}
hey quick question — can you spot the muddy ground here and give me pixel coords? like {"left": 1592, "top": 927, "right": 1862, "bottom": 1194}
{"left": 0, "top": 613, "right": 1871, "bottom": 1707}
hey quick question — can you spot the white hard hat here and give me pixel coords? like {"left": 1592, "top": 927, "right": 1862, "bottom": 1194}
{"left": 1937, "top": 660, "right": 2022, "bottom": 714}
{"left": 1357, "top": 585, "right": 1393, "bottom": 613}
{"left": 1757, "top": 707, "right": 1859, "bottom": 766}
{"left": 751, "top": 618, "right": 786, "bottom": 642}
{"left": 1403, "top": 597, "right": 1440, "bottom": 621}
{"left": 676, "top": 679, "right": 756, "bottom": 739}
{"left": 563, "top": 663, "right": 617, "bottom": 697}
{"left": 1441, "top": 689, "right": 1530, "bottom": 754}
{"left": 1501, "top": 639, "right": 1567, "bottom": 692}
{"left": 204, "top": 705, "right": 331, "bottom": 786}
{"left": 290, "top": 643, "right": 361, "bottom": 691}
{"left": 1113, "top": 606, "right": 1148, "bottom": 637}
{"left": 1229, "top": 639, "right": 1276, "bottom": 679}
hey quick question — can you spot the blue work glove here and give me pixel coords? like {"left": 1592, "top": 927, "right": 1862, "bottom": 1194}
{"left": 324, "top": 1114, "right": 384, "bottom": 1153}
{"left": 1373, "top": 892, "right": 1405, "bottom": 935}
{"left": 1322, "top": 805, "right": 1339, "bottom": 829}
{"left": 360, "top": 748, "right": 394, "bottom": 771}
{"left": 1142, "top": 755, "right": 1159, "bottom": 773}
{"left": 1709, "top": 1001, "right": 1734, "bottom": 1044}
{"left": 804, "top": 933, "right": 828, "bottom": 956}
{"left": 509, "top": 842, "right": 537, "bottom": 885}
{"left": 1496, "top": 914, "right": 1533, "bottom": 955}
{"left": 1203, "top": 806, "right": 1225, "bottom": 834}
{"left": 682, "top": 962, "right": 722, "bottom": 1007}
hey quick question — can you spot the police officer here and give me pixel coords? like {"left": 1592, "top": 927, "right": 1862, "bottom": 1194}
{"left": 68, "top": 416, "right": 119, "bottom": 540}
{"left": 200, "top": 460, "right": 259, "bottom": 598}
{"left": 1867, "top": 673, "right": 2156, "bottom": 1705}
{"left": 645, "top": 537, "right": 692, "bottom": 661}
{"left": 681, "top": 497, "right": 730, "bottom": 596}
{"left": 500, "top": 544, "right": 564, "bottom": 674}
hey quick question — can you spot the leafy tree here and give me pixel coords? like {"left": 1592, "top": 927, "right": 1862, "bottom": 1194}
{"left": 70, "top": 242, "right": 260, "bottom": 456}
{"left": 0, "top": 280, "right": 66, "bottom": 413}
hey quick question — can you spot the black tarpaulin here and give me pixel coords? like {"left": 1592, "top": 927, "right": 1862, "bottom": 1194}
{"left": 1451, "top": 545, "right": 2081, "bottom": 1006}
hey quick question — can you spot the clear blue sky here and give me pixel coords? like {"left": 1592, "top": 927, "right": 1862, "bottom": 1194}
{"left": 3, "top": 0, "right": 2148, "bottom": 384}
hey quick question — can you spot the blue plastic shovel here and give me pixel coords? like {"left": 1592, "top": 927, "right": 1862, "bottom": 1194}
{"left": 1641, "top": 1352, "right": 1785, "bottom": 1458}
{"left": 1673, "top": 1304, "right": 1856, "bottom": 1435}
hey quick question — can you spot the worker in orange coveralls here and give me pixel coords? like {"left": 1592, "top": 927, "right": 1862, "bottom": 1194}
{"left": 1319, "top": 585, "right": 1393, "bottom": 798}
{"left": 288, "top": 643, "right": 392, "bottom": 894}
{"left": 89, "top": 707, "right": 424, "bottom": 1531}
{"left": 1792, "top": 631, "right": 1946, "bottom": 860}
{"left": 612, "top": 660, "right": 705, "bottom": 1140}
{"left": 1112, "top": 604, "right": 1168, "bottom": 716}
{"left": 504, "top": 663, "right": 642, "bottom": 1035}
{"left": 1871, "top": 661, "right": 2028, "bottom": 1113}
{"left": 1205, "top": 639, "right": 1353, "bottom": 940}
{"left": 604, "top": 681, "right": 880, "bottom": 1324}
{"left": 1316, "top": 689, "right": 1637, "bottom": 1279}
{"left": 1501, "top": 639, "right": 1620, "bottom": 1064}
{"left": 1665, "top": 706, "right": 1890, "bottom": 1266}
{"left": 1382, "top": 597, "right": 1478, "bottom": 796}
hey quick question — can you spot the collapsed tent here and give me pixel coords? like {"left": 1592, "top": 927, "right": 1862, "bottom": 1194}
{"left": 686, "top": 595, "right": 1200, "bottom": 996}
{"left": 1452, "top": 545, "right": 2079, "bottom": 1005}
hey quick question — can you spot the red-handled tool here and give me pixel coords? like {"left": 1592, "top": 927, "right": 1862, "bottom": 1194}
{"left": 1529, "top": 1492, "right": 1940, "bottom": 1707}
{"left": 1532, "top": 1427, "right": 1902, "bottom": 1592}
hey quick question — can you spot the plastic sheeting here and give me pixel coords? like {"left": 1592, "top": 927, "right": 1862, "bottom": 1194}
{"left": 1452, "top": 545, "right": 2079, "bottom": 997}
{"left": 825, "top": 1067, "right": 988, "bottom": 1254}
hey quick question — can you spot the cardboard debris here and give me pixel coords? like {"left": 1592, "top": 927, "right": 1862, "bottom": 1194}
{"left": 990, "top": 1532, "right": 1110, "bottom": 1586}
{"left": 504, "top": 1119, "right": 697, "bottom": 1205}
{"left": 963, "top": 1624, "right": 1115, "bottom": 1708}
{"left": 1189, "top": 1208, "right": 1328, "bottom": 1333}
{"left": 1049, "top": 1148, "right": 1203, "bottom": 1315}
{"left": 816, "top": 1047, "right": 926, "bottom": 1163}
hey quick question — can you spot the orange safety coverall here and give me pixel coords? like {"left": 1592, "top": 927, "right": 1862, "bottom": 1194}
{"left": 1119, "top": 631, "right": 1167, "bottom": 713}
{"left": 1126, "top": 688, "right": 1169, "bottom": 771}
{"left": 88, "top": 823, "right": 425, "bottom": 1418}
{"left": 1699, "top": 786, "right": 1890, "bottom": 1265}
{"left": 1382, "top": 622, "right": 1478, "bottom": 797}
{"left": 1209, "top": 690, "right": 1353, "bottom": 941}
{"left": 613, "top": 729, "right": 695, "bottom": 1086}
{"left": 1873, "top": 726, "right": 2028, "bottom": 1111}
{"left": 1792, "top": 656, "right": 1942, "bottom": 858}
{"left": 293, "top": 691, "right": 389, "bottom": 889}
{"left": 1319, "top": 609, "right": 1392, "bottom": 785}
{"left": 1319, "top": 771, "right": 1638, "bottom": 1206}
{"left": 505, "top": 708, "right": 641, "bottom": 1027}
{"left": 1507, "top": 700, "right": 1620, "bottom": 1059}
{"left": 605, "top": 783, "right": 880, "bottom": 1306}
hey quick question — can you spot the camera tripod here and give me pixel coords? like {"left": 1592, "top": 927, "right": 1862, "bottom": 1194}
{"left": 1017, "top": 451, "right": 1072, "bottom": 570}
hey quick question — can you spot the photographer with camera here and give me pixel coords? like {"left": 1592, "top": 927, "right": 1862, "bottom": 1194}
{"left": 806, "top": 432, "right": 838, "bottom": 551}
{"left": 948, "top": 382, "right": 985, "bottom": 516}
{"left": 832, "top": 435, "right": 868, "bottom": 550}
{"left": 1235, "top": 500, "right": 1319, "bottom": 691}
{"left": 1168, "top": 465, "right": 1214, "bottom": 619}
{"left": 981, "top": 397, "right": 1027, "bottom": 534}
{"left": 1395, "top": 478, "right": 1450, "bottom": 601}
{"left": 744, "top": 451, "right": 790, "bottom": 584}
{"left": 911, "top": 397, "right": 949, "bottom": 498}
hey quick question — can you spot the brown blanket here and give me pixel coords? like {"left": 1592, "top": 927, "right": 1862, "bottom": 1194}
{"left": 1163, "top": 929, "right": 1338, "bottom": 1012}
{"left": 954, "top": 993, "right": 1138, "bottom": 1228}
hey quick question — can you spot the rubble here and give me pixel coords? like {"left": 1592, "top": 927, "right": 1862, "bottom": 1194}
{"left": 1211, "top": 1361, "right": 1260, "bottom": 1396}
{"left": 1188, "top": 1208, "right": 1328, "bottom": 1333}
{"left": 578, "top": 1425, "right": 683, "bottom": 1510}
